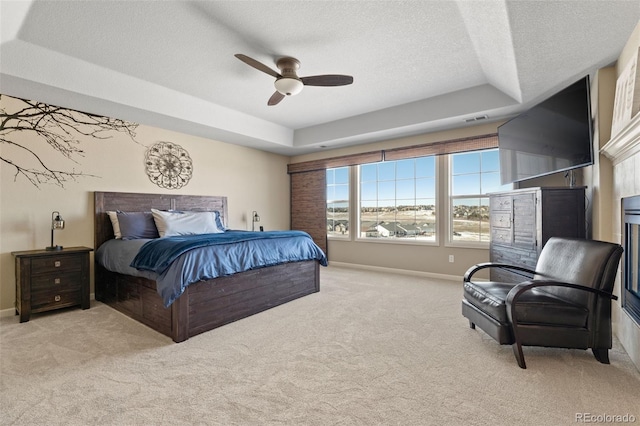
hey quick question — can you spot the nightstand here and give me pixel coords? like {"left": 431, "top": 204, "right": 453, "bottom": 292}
{"left": 12, "top": 246, "right": 93, "bottom": 322}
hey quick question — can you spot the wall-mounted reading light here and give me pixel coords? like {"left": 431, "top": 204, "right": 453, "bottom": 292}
{"left": 46, "top": 211, "right": 65, "bottom": 251}
{"left": 252, "top": 211, "right": 260, "bottom": 232}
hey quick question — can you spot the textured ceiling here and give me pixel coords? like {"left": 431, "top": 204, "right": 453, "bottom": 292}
{"left": 1, "top": 1, "right": 639, "bottom": 155}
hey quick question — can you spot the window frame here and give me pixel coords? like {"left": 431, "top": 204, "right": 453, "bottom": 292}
{"left": 445, "top": 148, "right": 509, "bottom": 249}
{"left": 326, "top": 166, "right": 351, "bottom": 240}
{"left": 320, "top": 136, "right": 504, "bottom": 250}
{"left": 355, "top": 156, "right": 439, "bottom": 246}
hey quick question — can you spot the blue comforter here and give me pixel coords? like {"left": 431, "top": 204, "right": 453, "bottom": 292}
{"left": 130, "top": 230, "right": 327, "bottom": 307}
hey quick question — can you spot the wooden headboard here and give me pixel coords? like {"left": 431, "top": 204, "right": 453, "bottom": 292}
{"left": 94, "top": 191, "right": 228, "bottom": 249}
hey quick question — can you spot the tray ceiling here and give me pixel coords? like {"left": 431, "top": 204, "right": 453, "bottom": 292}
{"left": 1, "top": 1, "right": 639, "bottom": 155}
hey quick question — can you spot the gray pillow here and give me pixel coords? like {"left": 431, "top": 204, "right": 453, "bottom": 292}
{"left": 116, "top": 211, "right": 159, "bottom": 240}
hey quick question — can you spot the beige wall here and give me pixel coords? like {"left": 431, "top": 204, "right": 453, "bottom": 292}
{"left": 584, "top": 66, "right": 616, "bottom": 242}
{"left": 0, "top": 95, "right": 291, "bottom": 312}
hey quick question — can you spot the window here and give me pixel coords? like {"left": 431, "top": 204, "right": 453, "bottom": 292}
{"left": 359, "top": 156, "right": 436, "bottom": 242}
{"left": 449, "top": 149, "right": 510, "bottom": 243}
{"left": 323, "top": 140, "right": 505, "bottom": 246}
{"left": 326, "top": 167, "right": 349, "bottom": 237}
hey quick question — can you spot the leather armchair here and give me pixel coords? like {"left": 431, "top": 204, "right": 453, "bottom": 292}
{"left": 462, "top": 237, "right": 623, "bottom": 369}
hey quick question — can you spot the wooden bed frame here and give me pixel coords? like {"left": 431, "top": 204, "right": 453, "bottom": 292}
{"left": 94, "top": 191, "right": 320, "bottom": 342}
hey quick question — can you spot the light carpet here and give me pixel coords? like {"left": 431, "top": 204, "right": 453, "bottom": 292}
{"left": 1, "top": 265, "right": 639, "bottom": 425}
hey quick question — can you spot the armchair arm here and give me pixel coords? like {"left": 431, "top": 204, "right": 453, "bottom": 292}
{"left": 504, "top": 280, "right": 618, "bottom": 370}
{"left": 463, "top": 262, "right": 537, "bottom": 283}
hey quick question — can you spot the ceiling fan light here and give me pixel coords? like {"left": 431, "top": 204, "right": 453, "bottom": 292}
{"left": 274, "top": 78, "right": 304, "bottom": 96}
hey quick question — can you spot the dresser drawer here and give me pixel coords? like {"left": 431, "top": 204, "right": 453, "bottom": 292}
{"left": 490, "top": 245, "right": 537, "bottom": 282}
{"left": 30, "top": 271, "right": 83, "bottom": 291}
{"left": 31, "top": 286, "right": 82, "bottom": 312}
{"left": 30, "top": 255, "right": 83, "bottom": 275}
{"left": 491, "top": 212, "right": 511, "bottom": 229}
{"left": 491, "top": 196, "right": 512, "bottom": 212}
{"left": 491, "top": 228, "right": 512, "bottom": 245}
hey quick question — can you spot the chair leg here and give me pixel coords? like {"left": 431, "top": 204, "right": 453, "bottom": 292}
{"left": 469, "top": 320, "right": 475, "bottom": 329}
{"left": 512, "top": 342, "right": 526, "bottom": 369}
{"left": 592, "top": 348, "right": 610, "bottom": 364}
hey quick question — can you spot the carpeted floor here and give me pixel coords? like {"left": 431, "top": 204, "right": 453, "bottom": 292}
{"left": 1, "top": 265, "right": 639, "bottom": 425}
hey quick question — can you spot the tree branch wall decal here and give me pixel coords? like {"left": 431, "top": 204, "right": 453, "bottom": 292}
{"left": 0, "top": 95, "right": 139, "bottom": 188}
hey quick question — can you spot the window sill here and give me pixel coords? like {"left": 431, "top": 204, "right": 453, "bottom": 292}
{"left": 354, "top": 237, "right": 439, "bottom": 246}
{"left": 328, "top": 235, "right": 351, "bottom": 241}
{"left": 445, "top": 240, "right": 489, "bottom": 250}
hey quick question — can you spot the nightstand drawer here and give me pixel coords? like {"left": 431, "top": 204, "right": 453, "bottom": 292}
{"left": 31, "top": 286, "right": 82, "bottom": 312}
{"left": 30, "top": 272, "right": 83, "bottom": 291}
{"left": 30, "top": 255, "right": 83, "bottom": 275}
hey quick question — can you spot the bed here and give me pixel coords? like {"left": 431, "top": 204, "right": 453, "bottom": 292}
{"left": 94, "top": 191, "right": 325, "bottom": 342}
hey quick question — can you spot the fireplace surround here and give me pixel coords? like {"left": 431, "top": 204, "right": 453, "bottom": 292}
{"left": 623, "top": 195, "right": 640, "bottom": 324}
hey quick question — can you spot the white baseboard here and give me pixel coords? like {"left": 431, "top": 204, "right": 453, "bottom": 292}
{"left": 327, "top": 261, "right": 461, "bottom": 282}
{"left": 0, "top": 307, "right": 16, "bottom": 318}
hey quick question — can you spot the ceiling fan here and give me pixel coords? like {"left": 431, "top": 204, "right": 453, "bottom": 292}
{"left": 235, "top": 54, "right": 354, "bottom": 106}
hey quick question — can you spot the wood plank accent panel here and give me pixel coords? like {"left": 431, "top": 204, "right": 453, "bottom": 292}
{"left": 287, "top": 151, "right": 383, "bottom": 174}
{"left": 290, "top": 170, "right": 327, "bottom": 254}
{"left": 384, "top": 134, "right": 498, "bottom": 161}
{"left": 94, "top": 191, "right": 321, "bottom": 342}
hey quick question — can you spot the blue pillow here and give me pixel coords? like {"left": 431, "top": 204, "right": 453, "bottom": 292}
{"left": 116, "top": 211, "right": 159, "bottom": 240}
{"left": 214, "top": 210, "right": 226, "bottom": 231}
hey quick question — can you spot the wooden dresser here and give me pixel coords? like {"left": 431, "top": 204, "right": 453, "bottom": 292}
{"left": 12, "top": 246, "right": 92, "bottom": 322}
{"left": 489, "top": 187, "right": 586, "bottom": 283}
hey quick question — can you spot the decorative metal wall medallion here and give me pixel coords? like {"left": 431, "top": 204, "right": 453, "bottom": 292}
{"left": 145, "top": 141, "right": 193, "bottom": 189}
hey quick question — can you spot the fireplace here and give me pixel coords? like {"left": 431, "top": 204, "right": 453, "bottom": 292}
{"left": 623, "top": 195, "right": 640, "bottom": 324}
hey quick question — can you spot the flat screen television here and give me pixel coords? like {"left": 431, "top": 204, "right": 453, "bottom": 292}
{"left": 498, "top": 76, "right": 593, "bottom": 185}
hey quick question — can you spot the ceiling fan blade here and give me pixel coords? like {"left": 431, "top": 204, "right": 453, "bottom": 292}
{"left": 268, "top": 91, "right": 285, "bottom": 106}
{"left": 300, "top": 75, "right": 354, "bottom": 86}
{"left": 235, "top": 54, "right": 281, "bottom": 78}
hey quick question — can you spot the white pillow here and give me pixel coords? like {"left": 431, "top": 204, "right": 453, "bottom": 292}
{"left": 151, "top": 209, "right": 224, "bottom": 237}
{"left": 106, "top": 211, "right": 122, "bottom": 239}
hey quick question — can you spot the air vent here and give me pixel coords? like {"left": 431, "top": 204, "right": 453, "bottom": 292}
{"left": 464, "top": 115, "right": 489, "bottom": 123}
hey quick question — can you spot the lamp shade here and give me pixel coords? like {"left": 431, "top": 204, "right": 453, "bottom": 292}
{"left": 274, "top": 77, "right": 303, "bottom": 96}
{"left": 251, "top": 210, "right": 260, "bottom": 231}
{"left": 46, "top": 211, "right": 65, "bottom": 251}
{"left": 52, "top": 213, "right": 65, "bottom": 230}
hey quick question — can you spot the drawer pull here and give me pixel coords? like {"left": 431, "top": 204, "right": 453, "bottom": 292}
{"left": 54, "top": 295, "right": 61, "bottom": 302}
{"left": 54, "top": 278, "right": 60, "bottom": 284}
{"left": 54, "top": 261, "right": 61, "bottom": 268}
